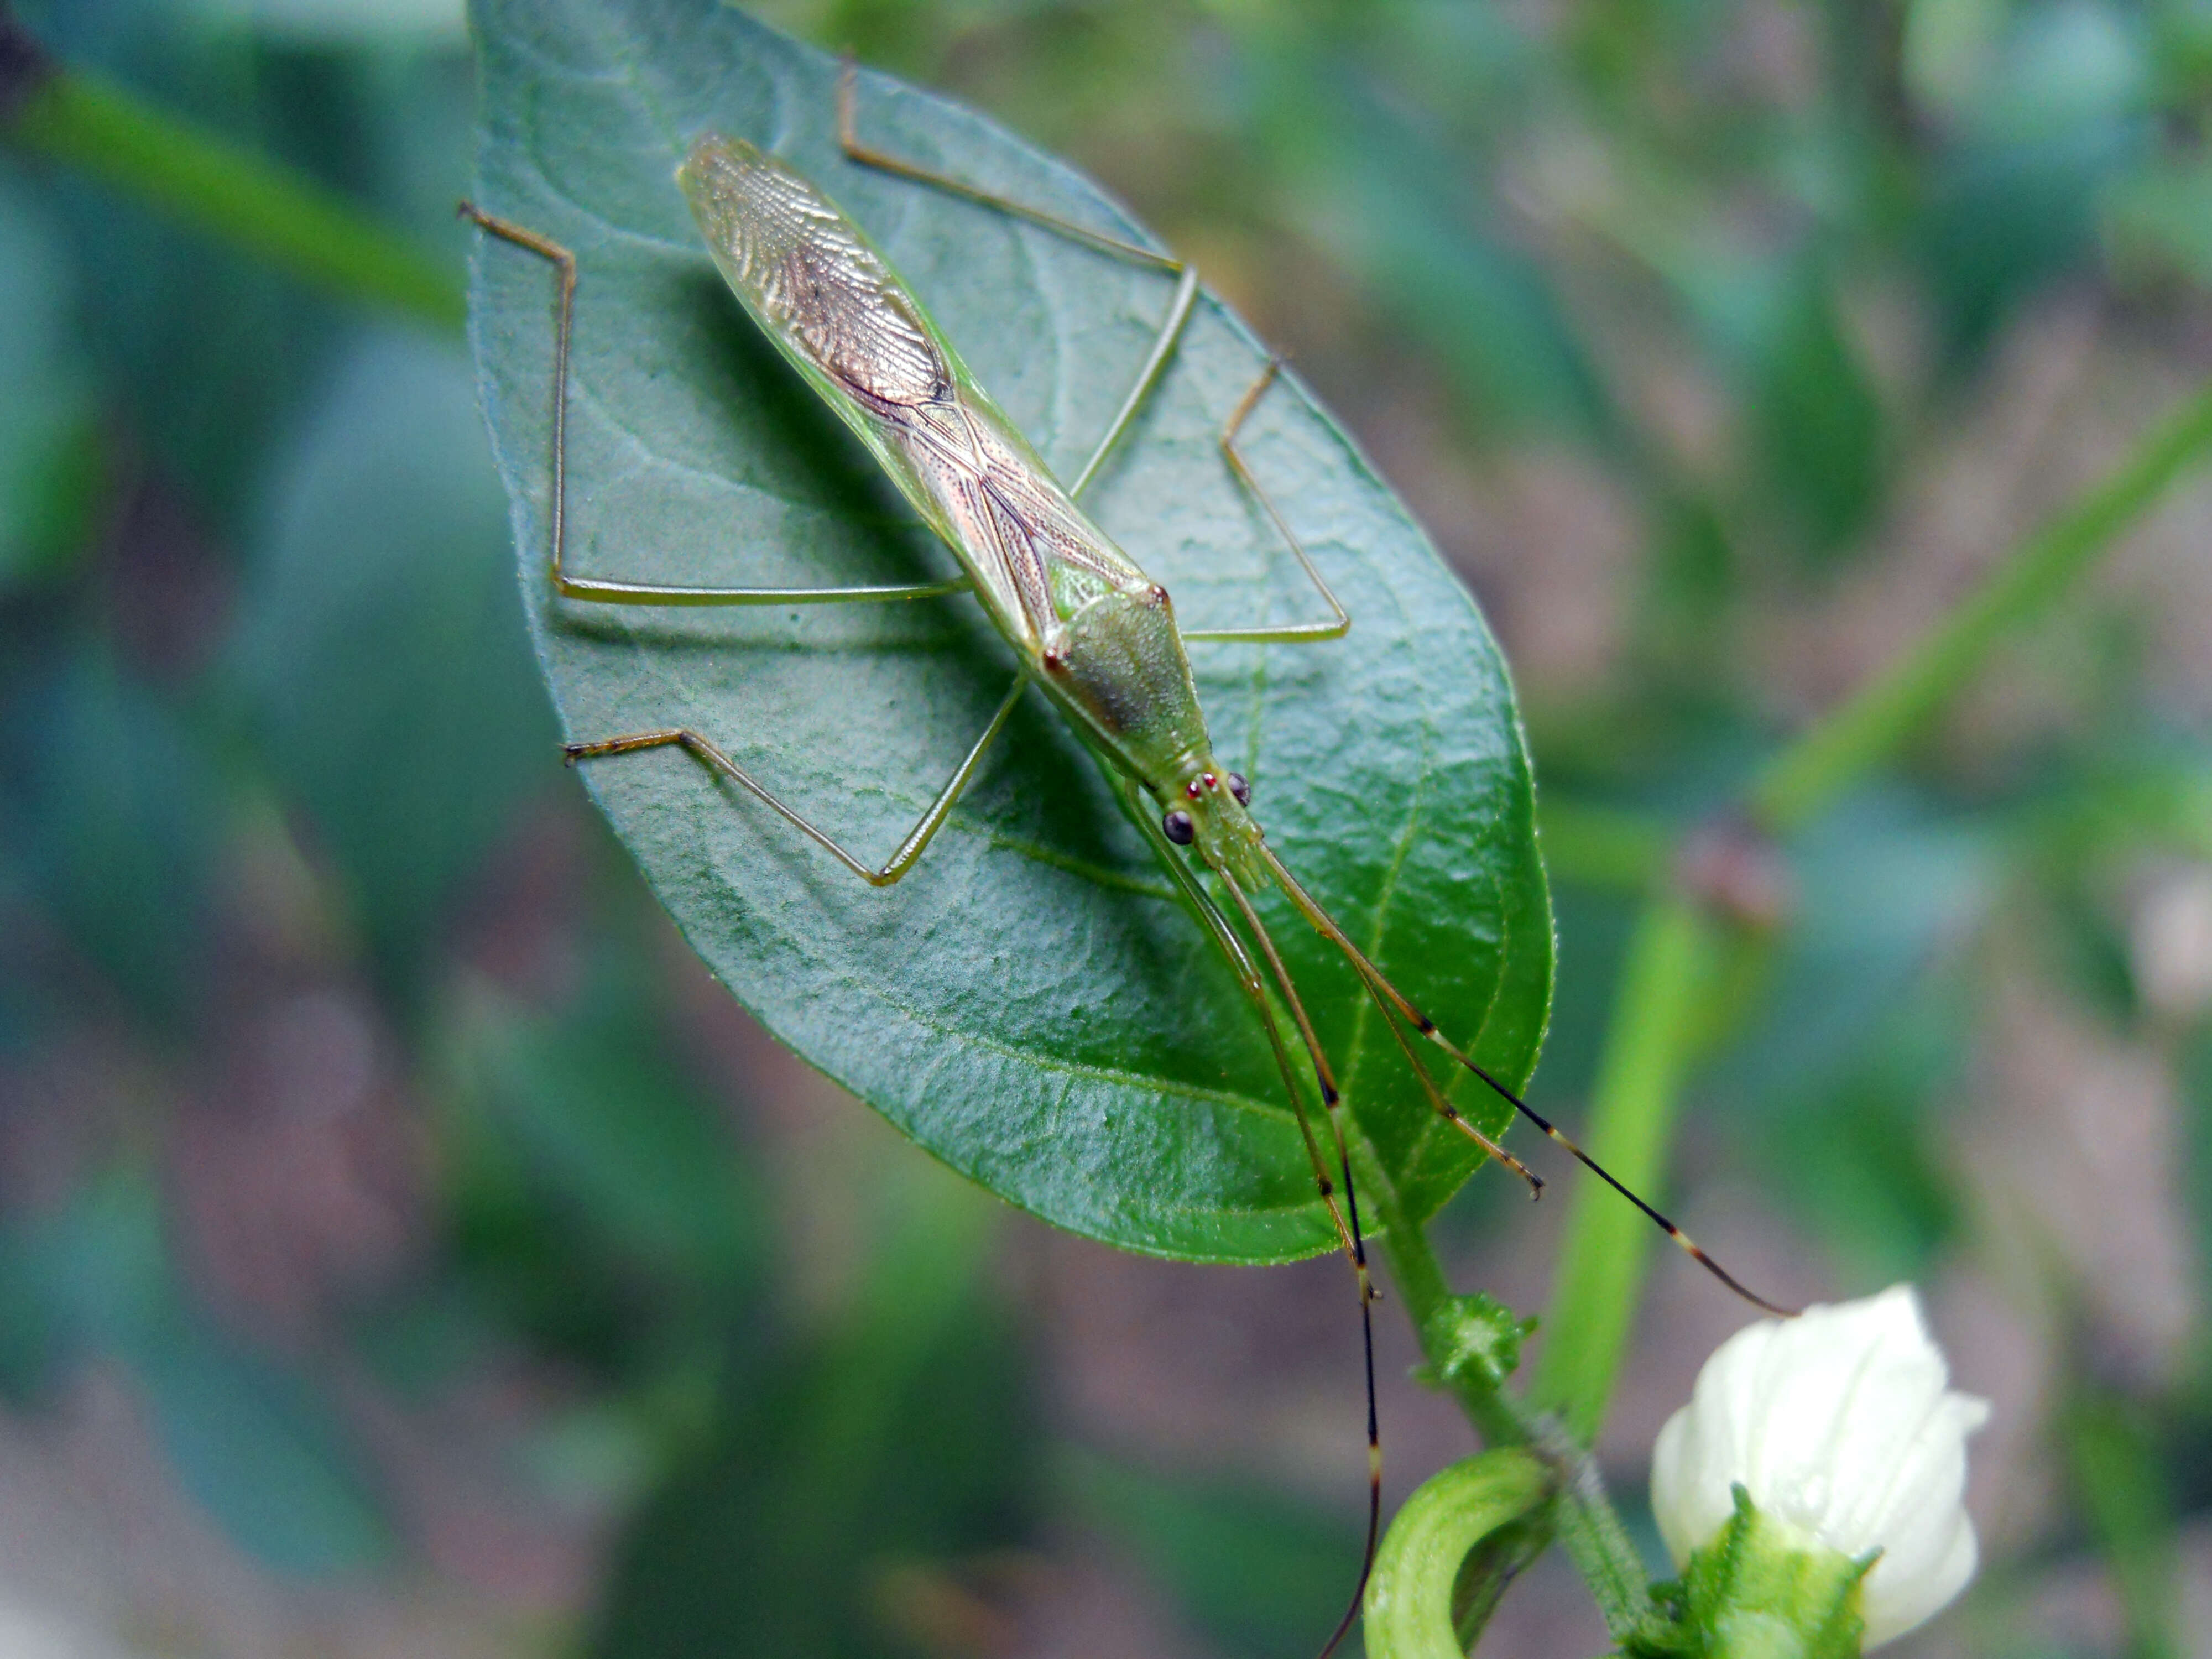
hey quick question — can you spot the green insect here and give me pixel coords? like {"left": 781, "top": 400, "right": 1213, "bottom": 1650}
{"left": 463, "top": 60, "right": 1782, "bottom": 1654}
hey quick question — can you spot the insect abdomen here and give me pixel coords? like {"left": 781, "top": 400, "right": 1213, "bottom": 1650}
{"left": 679, "top": 133, "right": 950, "bottom": 409}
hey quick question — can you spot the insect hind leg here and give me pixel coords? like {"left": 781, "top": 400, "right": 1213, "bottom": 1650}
{"left": 460, "top": 200, "right": 973, "bottom": 611}
{"left": 837, "top": 61, "right": 1196, "bottom": 499}
{"left": 565, "top": 676, "right": 1025, "bottom": 889}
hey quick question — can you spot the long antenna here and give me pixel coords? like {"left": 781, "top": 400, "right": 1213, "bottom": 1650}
{"left": 1259, "top": 846, "right": 1798, "bottom": 1319}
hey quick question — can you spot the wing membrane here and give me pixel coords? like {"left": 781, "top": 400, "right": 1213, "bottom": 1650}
{"left": 681, "top": 132, "right": 1147, "bottom": 653}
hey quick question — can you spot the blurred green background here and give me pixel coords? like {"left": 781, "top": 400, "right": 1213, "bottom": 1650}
{"left": 2, "top": 0, "right": 2210, "bottom": 1653}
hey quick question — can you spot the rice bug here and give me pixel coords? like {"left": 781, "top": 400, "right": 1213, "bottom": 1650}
{"left": 461, "top": 54, "right": 1788, "bottom": 1656}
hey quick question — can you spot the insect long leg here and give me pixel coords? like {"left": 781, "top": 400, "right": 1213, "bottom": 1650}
{"left": 566, "top": 676, "right": 1025, "bottom": 889}
{"left": 1256, "top": 844, "right": 1797, "bottom": 1318}
{"left": 460, "top": 201, "right": 970, "bottom": 609}
{"left": 1180, "top": 361, "right": 1352, "bottom": 645}
{"left": 837, "top": 60, "right": 1180, "bottom": 274}
{"left": 1226, "top": 858, "right": 1541, "bottom": 1202}
{"left": 1128, "top": 785, "right": 1363, "bottom": 1269}
{"left": 1359, "top": 979, "right": 1546, "bottom": 1197}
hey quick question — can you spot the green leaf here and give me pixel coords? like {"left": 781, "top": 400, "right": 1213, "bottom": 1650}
{"left": 1741, "top": 265, "right": 1885, "bottom": 565}
{"left": 24, "top": 9, "right": 366, "bottom": 530}
{"left": 0, "top": 176, "right": 99, "bottom": 590}
{"left": 467, "top": 0, "right": 1551, "bottom": 1264}
{"left": 594, "top": 1158, "right": 1030, "bottom": 1659}
{"left": 1632, "top": 1488, "right": 1870, "bottom": 1659}
{"left": 27, "top": 1170, "right": 390, "bottom": 1575}
{"left": 1, "top": 643, "right": 217, "bottom": 1031}
{"left": 136, "top": 1313, "right": 393, "bottom": 1577}
{"left": 236, "top": 328, "right": 559, "bottom": 989}
{"left": 2104, "top": 152, "right": 2212, "bottom": 287}
{"left": 467, "top": 974, "right": 761, "bottom": 1289}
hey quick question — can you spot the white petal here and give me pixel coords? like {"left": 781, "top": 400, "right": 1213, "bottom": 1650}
{"left": 1864, "top": 1509, "right": 1978, "bottom": 1648}
{"left": 1651, "top": 1406, "right": 1699, "bottom": 1568}
{"left": 1645, "top": 1285, "right": 1989, "bottom": 1647}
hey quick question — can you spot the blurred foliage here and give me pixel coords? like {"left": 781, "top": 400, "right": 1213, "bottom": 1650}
{"left": 0, "top": 0, "right": 2209, "bottom": 1652}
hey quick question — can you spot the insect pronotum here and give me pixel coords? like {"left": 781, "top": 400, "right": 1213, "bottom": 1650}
{"left": 463, "top": 61, "right": 1790, "bottom": 1656}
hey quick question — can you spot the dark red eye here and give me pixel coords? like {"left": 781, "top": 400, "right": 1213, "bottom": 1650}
{"left": 1228, "top": 771, "right": 1251, "bottom": 806}
{"left": 1162, "top": 809, "right": 1195, "bottom": 846}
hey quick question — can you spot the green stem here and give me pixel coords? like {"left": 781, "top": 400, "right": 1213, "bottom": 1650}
{"left": 1371, "top": 1159, "right": 1524, "bottom": 1449}
{"left": 1379, "top": 216, "right": 2212, "bottom": 1659}
{"left": 1751, "top": 379, "right": 2212, "bottom": 833}
{"left": 1370, "top": 1149, "right": 1661, "bottom": 1644}
{"left": 3, "top": 45, "right": 462, "bottom": 333}
{"left": 1362, "top": 1449, "right": 1553, "bottom": 1659}
{"left": 1528, "top": 893, "right": 1720, "bottom": 1442}
{"left": 2064, "top": 1389, "right": 2180, "bottom": 1659}
{"left": 1537, "top": 797, "right": 1673, "bottom": 891}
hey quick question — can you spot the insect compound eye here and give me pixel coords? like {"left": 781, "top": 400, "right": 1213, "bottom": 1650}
{"left": 1227, "top": 771, "right": 1252, "bottom": 807}
{"left": 1162, "top": 808, "right": 1196, "bottom": 846}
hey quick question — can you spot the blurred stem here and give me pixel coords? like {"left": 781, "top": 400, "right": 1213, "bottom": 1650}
{"left": 1513, "top": 378, "right": 2212, "bottom": 1448}
{"left": 2063, "top": 1389, "right": 2180, "bottom": 1659}
{"left": 1750, "top": 378, "right": 2212, "bottom": 834}
{"left": 1537, "top": 797, "right": 1672, "bottom": 890}
{"left": 1, "top": 24, "right": 462, "bottom": 332}
{"left": 1527, "top": 894, "right": 1719, "bottom": 1442}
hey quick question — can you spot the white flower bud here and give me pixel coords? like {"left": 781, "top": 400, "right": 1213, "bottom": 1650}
{"left": 1651, "top": 1285, "right": 1991, "bottom": 1650}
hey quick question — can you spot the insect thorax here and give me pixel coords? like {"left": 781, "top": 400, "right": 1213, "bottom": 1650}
{"left": 1042, "top": 583, "right": 1212, "bottom": 781}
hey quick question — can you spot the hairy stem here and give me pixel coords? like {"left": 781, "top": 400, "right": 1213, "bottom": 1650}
{"left": 1370, "top": 1150, "right": 1660, "bottom": 1644}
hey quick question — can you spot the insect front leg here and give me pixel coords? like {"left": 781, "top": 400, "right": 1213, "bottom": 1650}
{"left": 1121, "top": 781, "right": 1366, "bottom": 1275}
{"left": 567, "top": 676, "right": 1025, "bottom": 889}
{"left": 1125, "top": 776, "right": 1382, "bottom": 1656}
{"left": 460, "top": 201, "right": 972, "bottom": 610}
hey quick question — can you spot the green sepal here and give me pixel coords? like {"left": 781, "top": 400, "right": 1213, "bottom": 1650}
{"left": 1627, "top": 1486, "right": 1873, "bottom": 1659}
{"left": 1412, "top": 1292, "right": 1535, "bottom": 1394}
